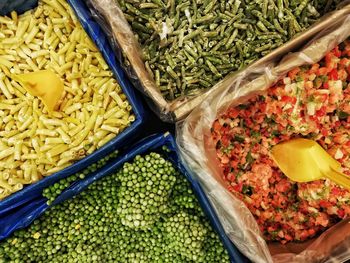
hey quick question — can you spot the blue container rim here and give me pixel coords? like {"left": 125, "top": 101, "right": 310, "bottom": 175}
{"left": 0, "top": 0, "right": 145, "bottom": 215}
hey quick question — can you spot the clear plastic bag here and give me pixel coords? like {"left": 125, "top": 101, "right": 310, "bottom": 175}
{"left": 87, "top": 0, "right": 350, "bottom": 122}
{"left": 177, "top": 11, "right": 350, "bottom": 263}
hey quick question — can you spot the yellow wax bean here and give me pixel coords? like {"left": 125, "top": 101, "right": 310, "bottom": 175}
{"left": 0, "top": 0, "right": 133, "bottom": 200}
{"left": 0, "top": 148, "right": 14, "bottom": 160}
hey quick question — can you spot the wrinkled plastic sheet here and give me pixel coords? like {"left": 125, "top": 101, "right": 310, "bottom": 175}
{"left": 177, "top": 10, "right": 350, "bottom": 263}
{"left": 0, "top": 0, "right": 145, "bottom": 217}
{"left": 0, "top": 132, "right": 247, "bottom": 263}
{"left": 88, "top": 0, "right": 350, "bottom": 123}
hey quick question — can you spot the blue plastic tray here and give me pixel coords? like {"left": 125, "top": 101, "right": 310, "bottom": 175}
{"left": 0, "top": 0, "right": 145, "bottom": 216}
{"left": 0, "top": 0, "right": 37, "bottom": 15}
{"left": 0, "top": 133, "right": 247, "bottom": 263}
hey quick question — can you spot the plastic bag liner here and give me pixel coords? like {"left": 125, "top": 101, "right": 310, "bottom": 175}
{"left": 177, "top": 11, "right": 350, "bottom": 263}
{"left": 0, "top": 0, "right": 145, "bottom": 217}
{"left": 86, "top": 0, "right": 350, "bottom": 123}
{"left": 0, "top": 132, "right": 247, "bottom": 263}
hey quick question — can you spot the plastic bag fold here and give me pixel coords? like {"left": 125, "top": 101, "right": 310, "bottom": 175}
{"left": 177, "top": 9, "right": 350, "bottom": 263}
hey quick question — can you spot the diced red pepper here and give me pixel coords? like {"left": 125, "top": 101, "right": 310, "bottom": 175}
{"left": 288, "top": 67, "right": 301, "bottom": 80}
{"left": 308, "top": 229, "right": 316, "bottom": 236}
{"left": 337, "top": 209, "right": 345, "bottom": 218}
{"left": 310, "top": 63, "right": 320, "bottom": 74}
{"left": 325, "top": 53, "right": 333, "bottom": 64}
{"left": 331, "top": 187, "right": 342, "bottom": 195}
{"left": 321, "top": 128, "right": 329, "bottom": 136}
{"left": 319, "top": 200, "right": 332, "bottom": 208}
{"left": 317, "top": 67, "right": 328, "bottom": 76}
{"left": 299, "top": 230, "right": 310, "bottom": 240}
{"left": 228, "top": 108, "right": 240, "bottom": 118}
{"left": 281, "top": 96, "right": 296, "bottom": 104}
{"left": 329, "top": 69, "right": 339, "bottom": 80}
{"left": 334, "top": 46, "right": 342, "bottom": 57}
{"left": 316, "top": 106, "right": 327, "bottom": 117}
{"left": 212, "top": 120, "right": 221, "bottom": 132}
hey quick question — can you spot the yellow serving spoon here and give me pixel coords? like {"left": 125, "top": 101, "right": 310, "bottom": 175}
{"left": 11, "top": 70, "right": 64, "bottom": 112}
{"left": 271, "top": 138, "right": 350, "bottom": 190}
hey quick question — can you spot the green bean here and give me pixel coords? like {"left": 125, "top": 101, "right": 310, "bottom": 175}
{"left": 184, "top": 44, "right": 198, "bottom": 58}
{"left": 273, "top": 18, "right": 287, "bottom": 35}
{"left": 192, "top": 0, "right": 198, "bottom": 18}
{"left": 123, "top": 13, "right": 134, "bottom": 22}
{"left": 166, "top": 66, "right": 179, "bottom": 79}
{"left": 183, "top": 50, "right": 196, "bottom": 64}
{"left": 232, "top": 0, "right": 241, "bottom": 15}
{"left": 194, "top": 41, "right": 203, "bottom": 54}
{"left": 295, "top": 0, "right": 309, "bottom": 16}
{"left": 205, "top": 60, "right": 222, "bottom": 78}
{"left": 139, "top": 3, "right": 159, "bottom": 9}
{"left": 277, "top": 0, "right": 284, "bottom": 16}
{"left": 255, "top": 43, "right": 273, "bottom": 52}
{"left": 117, "top": 0, "right": 344, "bottom": 100}
{"left": 256, "top": 21, "right": 268, "bottom": 32}
{"left": 220, "top": 46, "right": 237, "bottom": 55}
{"left": 183, "top": 29, "right": 202, "bottom": 41}
{"left": 225, "top": 28, "right": 238, "bottom": 49}
{"left": 203, "top": 0, "right": 217, "bottom": 14}
{"left": 211, "top": 39, "right": 225, "bottom": 52}
{"left": 224, "top": 10, "right": 234, "bottom": 18}
{"left": 217, "top": 63, "right": 236, "bottom": 70}
{"left": 219, "top": 0, "right": 225, "bottom": 13}
{"left": 199, "top": 79, "right": 212, "bottom": 88}
{"left": 233, "top": 23, "right": 248, "bottom": 30}
{"left": 173, "top": 11, "right": 180, "bottom": 29}
{"left": 251, "top": 10, "right": 274, "bottom": 29}
{"left": 218, "top": 13, "right": 232, "bottom": 21}
{"left": 194, "top": 14, "right": 215, "bottom": 24}
{"left": 206, "top": 56, "right": 223, "bottom": 65}
{"left": 257, "top": 33, "right": 282, "bottom": 40}
{"left": 168, "top": 0, "right": 175, "bottom": 16}
{"left": 262, "top": 0, "right": 269, "bottom": 17}
{"left": 151, "top": 0, "right": 165, "bottom": 7}
{"left": 227, "top": 13, "right": 244, "bottom": 25}
{"left": 155, "top": 69, "right": 160, "bottom": 86}
{"left": 131, "top": 22, "right": 152, "bottom": 34}
{"left": 283, "top": 0, "right": 290, "bottom": 8}
{"left": 201, "top": 31, "right": 218, "bottom": 38}
{"left": 176, "top": 2, "right": 190, "bottom": 12}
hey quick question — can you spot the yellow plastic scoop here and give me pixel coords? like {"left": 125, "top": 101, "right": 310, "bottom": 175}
{"left": 11, "top": 70, "right": 64, "bottom": 112}
{"left": 271, "top": 138, "right": 350, "bottom": 190}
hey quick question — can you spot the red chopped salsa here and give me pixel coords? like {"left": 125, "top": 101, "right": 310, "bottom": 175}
{"left": 211, "top": 40, "right": 350, "bottom": 243}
